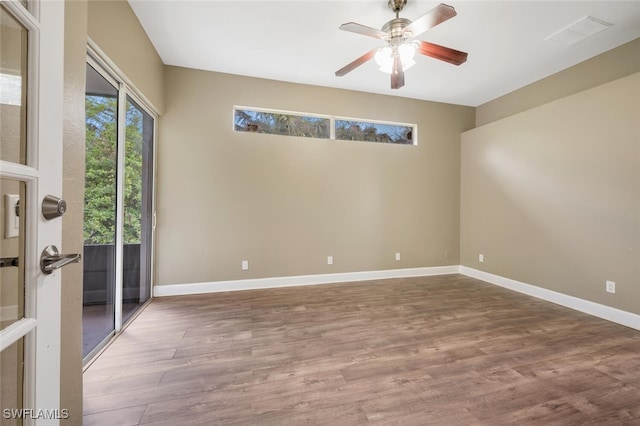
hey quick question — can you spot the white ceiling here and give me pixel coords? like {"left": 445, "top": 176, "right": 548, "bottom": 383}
{"left": 128, "top": 1, "right": 640, "bottom": 107}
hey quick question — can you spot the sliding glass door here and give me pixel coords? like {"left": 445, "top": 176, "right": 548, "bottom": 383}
{"left": 83, "top": 60, "right": 155, "bottom": 361}
{"left": 122, "top": 96, "right": 154, "bottom": 324}
{"left": 83, "top": 63, "right": 118, "bottom": 359}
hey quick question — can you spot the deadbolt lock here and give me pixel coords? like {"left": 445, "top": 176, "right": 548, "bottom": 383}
{"left": 42, "top": 195, "right": 67, "bottom": 220}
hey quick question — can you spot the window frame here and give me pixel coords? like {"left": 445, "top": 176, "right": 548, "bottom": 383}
{"left": 333, "top": 115, "right": 416, "bottom": 145}
{"left": 233, "top": 106, "right": 332, "bottom": 139}
{"left": 233, "top": 105, "right": 417, "bottom": 146}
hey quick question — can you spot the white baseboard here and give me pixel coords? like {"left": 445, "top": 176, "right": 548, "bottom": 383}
{"left": 461, "top": 266, "right": 640, "bottom": 332}
{"left": 153, "top": 265, "right": 461, "bottom": 297}
{"left": 152, "top": 264, "right": 640, "bottom": 332}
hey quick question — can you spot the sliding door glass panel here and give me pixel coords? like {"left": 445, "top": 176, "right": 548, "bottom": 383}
{"left": 122, "top": 96, "right": 153, "bottom": 323}
{"left": 83, "top": 63, "right": 118, "bottom": 358}
{"left": 0, "top": 5, "right": 28, "bottom": 165}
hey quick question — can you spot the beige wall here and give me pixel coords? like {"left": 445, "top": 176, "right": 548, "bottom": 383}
{"left": 461, "top": 71, "right": 640, "bottom": 314}
{"left": 87, "top": 0, "right": 164, "bottom": 113}
{"left": 61, "top": 0, "right": 88, "bottom": 423}
{"left": 476, "top": 38, "right": 640, "bottom": 126}
{"left": 157, "top": 66, "right": 474, "bottom": 286}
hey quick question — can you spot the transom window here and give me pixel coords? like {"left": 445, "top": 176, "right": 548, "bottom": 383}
{"left": 234, "top": 106, "right": 416, "bottom": 145}
{"left": 234, "top": 108, "right": 330, "bottom": 139}
{"left": 335, "top": 119, "right": 413, "bottom": 145}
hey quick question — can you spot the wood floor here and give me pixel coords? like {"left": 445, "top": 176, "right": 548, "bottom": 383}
{"left": 83, "top": 274, "right": 640, "bottom": 425}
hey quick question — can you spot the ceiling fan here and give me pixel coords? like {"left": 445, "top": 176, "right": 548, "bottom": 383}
{"left": 335, "top": 1, "right": 468, "bottom": 89}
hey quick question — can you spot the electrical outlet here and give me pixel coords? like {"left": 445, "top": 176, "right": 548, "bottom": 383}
{"left": 327, "top": 256, "right": 333, "bottom": 265}
{"left": 4, "top": 194, "right": 19, "bottom": 238}
{"left": 606, "top": 280, "right": 615, "bottom": 294}
{"left": 395, "top": 252, "right": 401, "bottom": 261}
{"left": 242, "top": 260, "right": 249, "bottom": 270}
{"left": 479, "top": 254, "right": 484, "bottom": 263}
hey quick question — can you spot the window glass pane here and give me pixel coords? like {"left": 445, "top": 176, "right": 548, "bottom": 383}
{"left": 0, "top": 179, "right": 25, "bottom": 331}
{"left": 335, "top": 120, "right": 414, "bottom": 145}
{"left": 235, "top": 109, "right": 330, "bottom": 139}
{"left": 0, "top": 337, "right": 24, "bottom": 426}
{"left": 122, "top": 96, "right": 153, "bottom": 324}
{"left": 83, "top": 64, "right": 117, "bottom": 358}
{"left": 0, "top": 5, "right": 28, "bottom": 164}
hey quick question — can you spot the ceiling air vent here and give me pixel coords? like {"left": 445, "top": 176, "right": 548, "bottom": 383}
{"left": 546, "top": 16, "right": 612, "bottom": 46}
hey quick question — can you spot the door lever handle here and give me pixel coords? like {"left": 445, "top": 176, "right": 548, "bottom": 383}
{"left": 40, "top": 245, "right": 81, "bottom": 275}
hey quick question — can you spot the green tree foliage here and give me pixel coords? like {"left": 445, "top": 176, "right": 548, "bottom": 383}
{"left": 123, "top": 103, "right": 143, "bottom": 245}
{"left": 234, "top": 110, "right": 330, "bottom": 139}
{"left": 335, "top": 120, "right": 412, "bottom": 144}
{"left": 84, "top": 96, "right": 143, "bottom": 245}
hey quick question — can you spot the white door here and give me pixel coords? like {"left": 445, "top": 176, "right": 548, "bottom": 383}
{"left": 1, "top": 0, "right": 67, "bottom": 424}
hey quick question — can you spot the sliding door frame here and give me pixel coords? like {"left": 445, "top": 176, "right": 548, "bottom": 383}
{"left": 84, "top": 40, "right": 158, "bottom": 365}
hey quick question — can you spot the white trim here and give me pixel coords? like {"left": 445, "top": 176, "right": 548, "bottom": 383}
{"left": 150, "top": 113, "right": 158, "bottom": 294}
{"left": 27, "top": 2, "right": 41, "bottom": 172}
{"left": 0, "top": 318, "right": 36, "bottom": 352}
{"left": 460, "top": 266, "right": 640, "bottom": 331}
{"left": 3, "top": 0, "right": 41, "bottom": 22}
{"left": 154, "top": 266, "right": 460, "bottom": 297}
{"left": 1, "top": 1, "right": 39, "bottom": 35}
{"left": 33, "top": 0, "right": 65, "bottom": 420}
{"left": 0, "top": 162, "right": 38, "bottom": 180}
{"left": 114, "top": 84, "right": 126, "bottom": 333}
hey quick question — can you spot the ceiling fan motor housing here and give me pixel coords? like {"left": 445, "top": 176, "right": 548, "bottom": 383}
{"left": 382, "top": 18, "right": 412, "bottom": 39}
{"left": 388, "top": 0, "right": 407, "bottom": 13}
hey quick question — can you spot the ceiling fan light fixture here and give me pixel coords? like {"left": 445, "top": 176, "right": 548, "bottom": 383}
{"left": 374, "top": 46, "right": 392, "bottom": 68}
{"left": 335, "top": 2, "right": 467, "bottom": 89}
{"left": 398, "top": 43, "right": 416, "bottom": 61}
{"left": 375, "top": 43, "right": 416, "bottom": 74}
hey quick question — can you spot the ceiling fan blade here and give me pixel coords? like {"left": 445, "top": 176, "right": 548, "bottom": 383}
{"left": 417, "top": 40, "right": 468, "bottom": 65}
{"left": 339, "top": 22, "right": 389, "bottom": 40}
{"left": 402, "top": 3, "right": 457, "bottom": 38}
{"left": 335, "top": 49, "right": 377, "bottom": 77}
{"left": 391, "top": 55, "right": 405, "bottom": 89}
